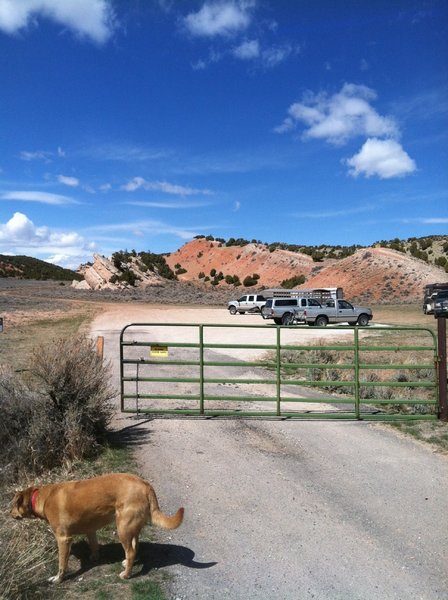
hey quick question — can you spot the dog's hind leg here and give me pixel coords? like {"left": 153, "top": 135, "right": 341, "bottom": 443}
{"left": 87, "top": 531, "right": 99, "bottom": 561}
{"left": 48, "top": 535, "right": 73, "bottom": 583}
{"left": 117, "top": 519, "right": 141, "bottom": 579}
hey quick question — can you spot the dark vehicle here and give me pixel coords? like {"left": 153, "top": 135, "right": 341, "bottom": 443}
{"left": 433, "top": 290, "right": 448, "bottom": 318}
{"left": 423, "top": 283, "right": 448, "bottom": 314}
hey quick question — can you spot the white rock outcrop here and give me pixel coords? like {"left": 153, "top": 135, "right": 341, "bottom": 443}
{"left": 72, "top": 254, "right": 165, "bottom": 290}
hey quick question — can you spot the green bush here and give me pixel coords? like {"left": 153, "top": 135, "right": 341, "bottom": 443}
{"left": 243, "top": 276, "right": 257, "bottom": 287}
{"left": 280, "top": 275, "right": 305, "bottom": 288}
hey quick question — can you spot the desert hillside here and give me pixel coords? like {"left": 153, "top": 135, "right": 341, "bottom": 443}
{"left": 304, "top": 247, "right": 448, "bottom": 303}
{"left": 165, "top": 238, "right": 448, "bottom": 303}
{"left": 165, "top": 238, "right": 315, "bottom": 284}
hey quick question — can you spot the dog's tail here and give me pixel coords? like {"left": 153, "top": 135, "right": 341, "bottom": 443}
{"left": 147, "top": 485, "right": 184, "bottom": 530}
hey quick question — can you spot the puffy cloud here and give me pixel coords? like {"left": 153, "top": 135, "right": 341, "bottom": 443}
{"left": 276, "top": 82, "right": 417, "bottom": 179}
{"left": 345, "top": 138, "right": 417, "bottom": 179}
{"left": 276, "top": 83, "right": 398, "bottom": 145}
{"left": 0, "top": 190, "right": 79, "bottom": 205}
{"left": 232, "top": 39, "right": 259, "bottom": 59}
{"left": 0, "top": 0, "right": 115, "bottom": 44}
{"left": 57, "top": 174, "right": 80, "bottom": 187}
{"left": 261, "top": 44, "right": 295, "bottom": 68}
{"left": 121, "top": 177, "right": 212, "bottom": 196}
{"left": 183, "top": 1, "right": 253, "bottom": 37}
{"left": 0, "top": 212, "right": 94, "bottom": 268}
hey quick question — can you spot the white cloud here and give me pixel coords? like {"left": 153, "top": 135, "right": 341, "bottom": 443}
{"left": 0, "top": 212, "right": 94, "bottom": 268}
{"left": 276, "top": 83, "right": 398, "bottom": 145}
{"left": 0, "top": 190, "right": 79, "bottom": 205}
{"left": 261, "top": 44, "right": 295, "bottom": 68}
{"left": 0, "top": 0, "right": 115, "bottom": 43}
{"left": 20, "top": 149, "right": 52, "bottom": 162}
{"left": 57, "top": 174, "right": 80, "bottom": 187}
{"left": 232, "top": 39, "right": 259, "bottom": 59}
{"left": 121, "top": 177, "right": 213, "bottom": 196}
{"left": 345, "top": 138, "right": 417, "bottom": 179}
{"left": 125, "top": 200, "right": 212, "bottom": 209}
{"left": 183, "top": 1, "right": 254, "bottom": 38}
{"left": 80, "top": 143, "right": 169, "bottom": 162}
{"left": 89, "top": 219, "right": 203, "bottom": 241}
{"left": 422, "top": 218, "right": 448, "bottom": 224}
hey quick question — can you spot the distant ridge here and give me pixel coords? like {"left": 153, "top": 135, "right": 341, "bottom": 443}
{"left": 2, "top": 234, "right": 447, "bottom": 304}
{"left": 0, "top": 255, "right": 82, "bottom": 281}
{"left": 164, "top": 235, "right": 448, "bottom": 303}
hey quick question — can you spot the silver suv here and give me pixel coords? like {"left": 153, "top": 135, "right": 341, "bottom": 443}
{"left": 261, "top": 297, "right": 321, "bottom": 325}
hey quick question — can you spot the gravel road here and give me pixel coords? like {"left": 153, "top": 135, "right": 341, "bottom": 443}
{"left": 91, "top": 306, "right": 448, "bottom": 600}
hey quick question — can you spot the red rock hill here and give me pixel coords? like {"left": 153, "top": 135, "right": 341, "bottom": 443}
{"left": 165, "top": 239, "right": 448, "bottom": 303}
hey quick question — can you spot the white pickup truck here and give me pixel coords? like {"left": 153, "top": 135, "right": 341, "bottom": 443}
{"left": 228, "top": 294, "right": 266, "bottom": 314}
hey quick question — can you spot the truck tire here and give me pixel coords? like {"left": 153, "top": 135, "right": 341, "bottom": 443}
{"left": 357, "top": 314, "right": 370, "bottom": 326}
{"left": 229, "top": 306, "right": 237, "bottom": 315}
{"left": 315, "top": 315, "right": 328, "bottom": 327}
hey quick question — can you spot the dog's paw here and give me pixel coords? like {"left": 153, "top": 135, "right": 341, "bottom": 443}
{"left": 48, "top": 574, "right": 63, "bottom": 584}
{"left": 119, "top": 570, "right": 130, "bottom": 580}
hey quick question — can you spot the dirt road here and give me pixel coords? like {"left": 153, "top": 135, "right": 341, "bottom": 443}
{"left": 91, "top": 306, "right": 448, "bottom": 600}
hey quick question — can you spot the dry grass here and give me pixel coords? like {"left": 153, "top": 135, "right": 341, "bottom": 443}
{"left": 0, "top": 296, "right": 170, "bottom": 600}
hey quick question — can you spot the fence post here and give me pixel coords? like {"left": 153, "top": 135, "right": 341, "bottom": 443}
{"left": 276, "top": 327, "right": 281, "bottom": 416}
{"left": 199, "top": 325, "right": 205, "bottom": 415}
{"left": 96, "top": 336, "right": 104, "bottom": 360}
{"left": 354, "top": 327, "right": 360, "bottom": 419}
{"left": 437, "top": 318, "right": 448, "bottom": 421}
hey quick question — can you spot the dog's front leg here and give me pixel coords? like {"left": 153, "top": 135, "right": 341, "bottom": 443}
{"left": 87, "top": 531, "right": 99, "bottom": 561}
{"left": 48, "top": 535, "right": 72, "bottom": 583}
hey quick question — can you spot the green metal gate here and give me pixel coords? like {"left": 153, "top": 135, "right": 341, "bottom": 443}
{"left": 120, "top": 323, "right": 439, "bottom": 420}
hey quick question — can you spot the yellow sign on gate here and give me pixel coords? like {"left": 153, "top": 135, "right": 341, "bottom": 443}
{"left": 150, "top": 345, "right": 169, "bottom": 357}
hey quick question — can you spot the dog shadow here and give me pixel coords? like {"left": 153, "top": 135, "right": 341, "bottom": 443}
{"left": 71, "top": 539, "right": 217, "bottom": 579}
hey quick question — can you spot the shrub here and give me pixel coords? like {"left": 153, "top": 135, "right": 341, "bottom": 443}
{"left": 243, "top": 276, "right": 257, "bottom": 287}
{"left": 0, "top": 336, "right": 115, "bottom": 481}
{"left": 280, "top": 275, "right": 305, "bottom": 289}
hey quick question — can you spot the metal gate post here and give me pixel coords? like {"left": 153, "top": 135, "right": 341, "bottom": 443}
{"left": 437, "top": 318, "right": 448, "bottom": 421}
{"left": 354, "top": 327, "right": 360, "bottom": 419}
{"left": 120, "top": 328, "right": 124, "bottom": 412}
{"left": 199, "top": 325, "right": 205, "bottom": 415}
{"left": 276, "top": 327, "right": 281, "bottom": 416}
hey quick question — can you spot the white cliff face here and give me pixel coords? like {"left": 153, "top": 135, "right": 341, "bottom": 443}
{"left": 72, "top": 254, "right": 165, "bottom": 290}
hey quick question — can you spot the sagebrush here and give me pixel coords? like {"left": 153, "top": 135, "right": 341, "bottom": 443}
{"left": 0, "top": 334, "right": 115, "bottom": 482}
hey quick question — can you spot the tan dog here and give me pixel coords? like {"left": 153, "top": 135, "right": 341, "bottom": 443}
{"left": 10, "top": 473, "right": 184, "bottom": 582}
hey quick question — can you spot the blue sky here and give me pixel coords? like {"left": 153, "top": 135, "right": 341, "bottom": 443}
{"left": 0, "top": 0, "right": 447, "bottom": 269}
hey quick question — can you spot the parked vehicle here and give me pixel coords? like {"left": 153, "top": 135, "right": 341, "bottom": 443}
{"left": 433, "top": 290, "right": 448, "bottom": 318}
{"left": 228, "top": 294, "right": 266, "bottom": 314}
{"left": 423, "top": 283, "right": 448, "bottom": 314}
{"left": 261, "top": 297, "right": 303, "bottom": 324}
{"left": 261, "top": 296, "right": 372, "bottom": 326}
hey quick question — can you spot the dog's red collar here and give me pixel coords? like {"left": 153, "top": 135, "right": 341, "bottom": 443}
{"left": 30, "top": 489, "right": 39, "bottom": 517}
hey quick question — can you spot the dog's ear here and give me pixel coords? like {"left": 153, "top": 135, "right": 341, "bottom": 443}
{"left": 13, "top": 491, "right": 25, "bottom": 507}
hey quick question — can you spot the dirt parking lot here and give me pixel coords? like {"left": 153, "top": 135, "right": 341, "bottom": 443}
{"left": 90, "top": 304, "right": 448, "bottom": 600}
